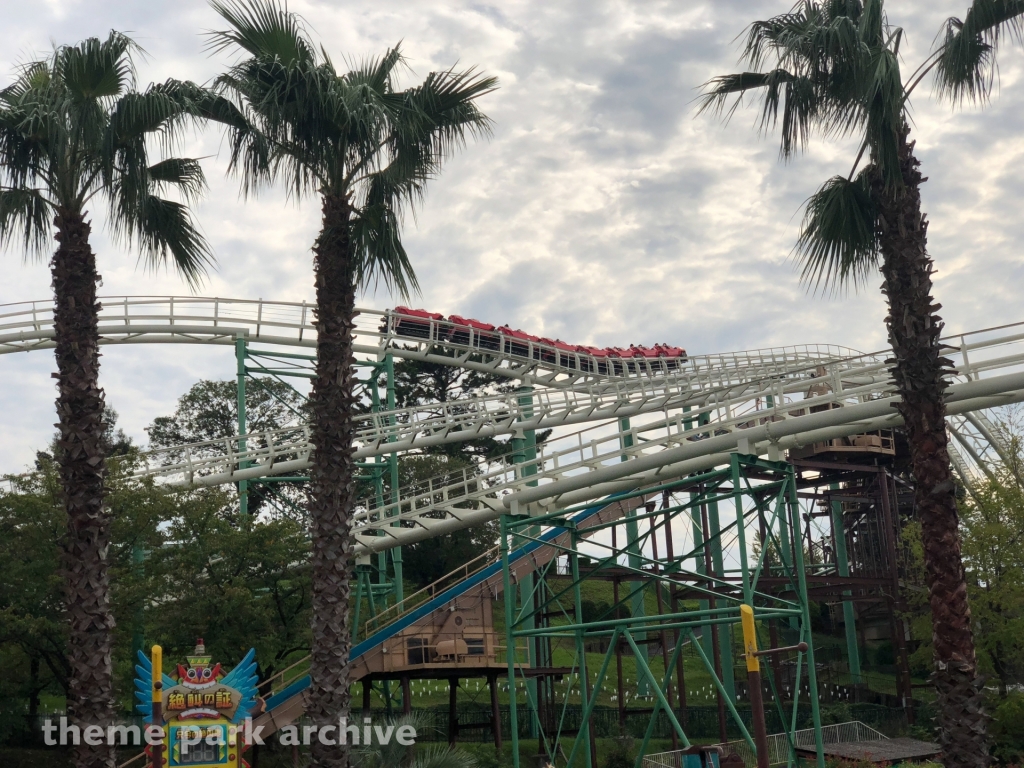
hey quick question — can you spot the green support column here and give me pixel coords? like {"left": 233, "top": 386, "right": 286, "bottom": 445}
{"left": 692, "top": 495, "right": 713, "bottom": 662}
{"left": 831, "top": 485, "right": 862, "bottom": 683}
{"left": 520, "top": 386, "right": 537, "bottom": 484}
{"left": 502, "top": 518, "right": 521, "bottom": 768}
{"left": 570, "top": 528, "right": 594, "bottom": 768}
{"left": 731, "top": 455, "right": 753, "bottom": 604}
{"left": 686, "top": 409, "right": 713, "bottom": 663}
{"left": 385, "top": 354, "right": 403, "bottom": 605}
{"left": 235, "top": 335, "right": 249, "bottom": 519}
{"left": 707, "top": 494, "right": 736, "bottom": 702}
{"left": 512, "top": 385, "right": 539, "bottom": 737}
{"left": 788, "top": 468, "right": 825, "bottom": 768}
{"left": 619, "top": 417, "right": 649, "bottom": 694}
{"left": 370, "top": 371, "right": 389, "bottom": 582}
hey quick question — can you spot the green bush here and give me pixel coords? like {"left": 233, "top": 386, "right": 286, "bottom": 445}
{"left": 602, "top": 732, "right": 635, "bottom": 768}
{"left": 992, "top": 692, "right": 1024, "bottom": 763}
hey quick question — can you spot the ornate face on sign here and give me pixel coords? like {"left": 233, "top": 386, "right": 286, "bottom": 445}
{"left": 135, "top": 639, "right": 260, "bottom": 726}
{"left": 177, "top": 638, "right": 224, "bottom": 690}
{"left": 161, "top": 639, "right": 240, "bottom": 721}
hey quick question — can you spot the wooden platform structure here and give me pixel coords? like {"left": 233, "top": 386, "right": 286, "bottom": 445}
{"left": 796, "top": 737, "right": 940, "bottom": 763}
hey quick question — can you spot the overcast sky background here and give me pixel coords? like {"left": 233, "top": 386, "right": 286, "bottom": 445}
{"left": 1, "top": 0, "right": 1022, "bottom": 472}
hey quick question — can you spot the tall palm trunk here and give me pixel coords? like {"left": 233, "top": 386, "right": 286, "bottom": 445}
{"left": 52, "top": 208, "right": 116, "bottom": 768}
{"left": 307, "top": 193, "right": 358, "bottom": 768}
{"left": 874, "top": 130, "right": 988, "bottom": 767}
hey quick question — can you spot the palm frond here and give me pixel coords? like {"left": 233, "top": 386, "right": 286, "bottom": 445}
{"left": 859, "top": 44, "right": 904, "bottom": 187}
{"left": 349, "top": 199, "right": 419, "bottom": 300}
{"left": 208, "top": 0, "right": 494, "bottom": 297}
{"left": 0, "top": 61, "right": 51, "bottom": 103}
{"left": 397, "top": 66, "right": 497, "bottom": 164}
{"left": 698, "top": 69, "right": 817, "bottom": 158}
{"left": 344, "top": 45, "right": 406, "bottom": 94}
{"left": 52, "top": 31, "right": 139, "bottom": 102}
{"left": 934, "top": 0, "right": 1024, "bottom": 105}
{"left": 355, "top": 713, "right": 475, "bottom": 768}
{"left": 194, "top": 89, "right": 272, "bottom": 194}
{"left": 207, "top": 0, "right": 314, "bottom": 64}
{"left": 0, "top": 187, "right": 51, "bottom": 258}
{"left": 148, "top": 158, "right": 207, "bottom": 204}
{"left": 411, "top": 746, "right": 478, "bottom": 768}
{"left": 132, "top": 196, "right": 214, "bottom": 288}
{"left": 794, "top": 171, "right": 879, "bottom": 294}
{"left": 109, "top": 81, "right": 200, "bottom": 145}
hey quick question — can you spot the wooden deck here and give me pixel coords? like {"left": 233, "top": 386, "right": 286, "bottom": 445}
{"left": 796, "top": 737, "right": 940, "bottom": 763}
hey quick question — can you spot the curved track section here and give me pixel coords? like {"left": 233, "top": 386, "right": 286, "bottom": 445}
{"left": 0, "top": 296, "right": 859, "bottom": 387}
{"left": 4, "top": 296, "right": 1022, "bottom": 555}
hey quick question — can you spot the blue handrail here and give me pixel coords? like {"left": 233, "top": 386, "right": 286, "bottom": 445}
{"left": 263, "top": 497, "right": 617, "bottom": 713}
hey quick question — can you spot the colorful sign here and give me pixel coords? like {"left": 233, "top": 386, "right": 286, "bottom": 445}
{"left": 135, "top": 639, "right": 260, "bottom": 768}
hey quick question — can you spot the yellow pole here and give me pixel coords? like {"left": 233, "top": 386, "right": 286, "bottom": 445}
{"left": 741, "top": 605, "right": 759, "bottom": 672}
{"left": 151, "top": 645, "right": 164, "bottom": 768}
{"left": 151, "top": 645, "right": 163, "bottom": 700}
{"left": 740, "top": 605, "right": 769, "bottom": 768}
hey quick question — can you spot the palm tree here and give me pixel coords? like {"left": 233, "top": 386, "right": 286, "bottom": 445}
{"left": 699, "top": 1, "right": 1024, "bottom": 763}
{"left": 0, "top": 33, "right": 219, "bottom": 768}
{"left": 206, "top": 3, "right": 495, "bottom": 765}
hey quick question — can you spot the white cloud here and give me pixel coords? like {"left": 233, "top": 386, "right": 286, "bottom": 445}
{"left": 1, "top": 0, "right": 1023, "bottom": 470}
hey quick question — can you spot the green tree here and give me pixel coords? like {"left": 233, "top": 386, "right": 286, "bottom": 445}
{"left": 142, "top": 485, "right": 312, "bottom": 693}
{"left": 147, "top": 378, "right": 307, "bottom": 517}
{"left": 960, "top": 475, "right": 1024, "bottom": 698}
{"left": 207, "top": 4, "right": 495, "bottom": 764}
{"left": 0, "top": 33, "right": 231, "bottom": 767}
{"left": 0, "top": 442, "right": 312, "bottom": 728}
{"left": 0, "top": 450, "right": 173, "bottom": 725}
{"left": 0, "top": 459, "right": 69, "bottom": 743}
{"left": 699, "top": 2, "right": 1024, "bottom": 760}
{"left": 147, "top": 378, "right": 305, "bottom": 448}
{"left": 381, "top": 358, "right": 516, "bottom": 461}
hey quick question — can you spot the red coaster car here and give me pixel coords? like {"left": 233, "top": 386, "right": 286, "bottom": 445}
{"left": 447, "top": 315, "right": 500, "bottom": 350}
{"left": 390, "top": 307, "right": 445, "bottom": 341}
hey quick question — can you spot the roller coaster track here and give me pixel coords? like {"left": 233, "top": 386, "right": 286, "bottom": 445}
{"left": 3, "top": 296, "right": 1022, "bottom": 555}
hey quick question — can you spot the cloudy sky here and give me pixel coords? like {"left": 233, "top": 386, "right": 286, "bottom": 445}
{"left": 1, "top": 0, "right": 1022, "bottom": 471}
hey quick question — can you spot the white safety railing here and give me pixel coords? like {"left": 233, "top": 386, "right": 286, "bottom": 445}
{"left": 6, "top": 295, "right": 1021, "bottom": 553}
{"left": 115, "top": 314, "right": 1024, "bottom": 554}
{"left": 0, "top": 296, "right": 864, "bottom": 390}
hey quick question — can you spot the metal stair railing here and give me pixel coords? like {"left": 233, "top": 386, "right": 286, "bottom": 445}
{"left": 363, "top": 546, "right": 500, "bottom": 637}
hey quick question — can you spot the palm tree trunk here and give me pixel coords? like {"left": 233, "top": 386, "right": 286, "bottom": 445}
{"left": 51, "top": 208, "right": 116, "bottom": 768}
{"left": 307, "top": 193, "right": 358, "bottom": 768}
{"left": 874, "top": 129, "right": 989, "bottom": 767}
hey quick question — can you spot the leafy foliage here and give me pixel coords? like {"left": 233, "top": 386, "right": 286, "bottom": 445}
{"left": 991, "top": 691, "right": 1024, "bottom": 762}
{"left": 0, "top": 440, "right": 311, "bottom": 720}
{"left": 0, "top": 32, "right": 228, "bottom": 284}
{"left": 379, "top": 357, "right": 517, "bottom": 461}
{"left": 699, "top": 0, "right": 1024, "bottom": 294}
{"left": 146, "top": 377, "right": 307, "bottom": 518}
{"left": 394, "top": 454, "right": 498, "bottom": 590}
{"left": 207, "top": 0, "right": 497, "bottom": 297}
{"left": 796, "top": 170, "right": 878, "bottom": 294}
{"left": 355, "top": 712, "right": 478, "bottom": 768}
{"left": 903, "top": 416, "right": 1024, "bottom": 691}
{"left": 934, "top": 0, "right": 1024, "bottom": 105}
{"left": 146, "top": 378, "right": 305, "bottom": 448}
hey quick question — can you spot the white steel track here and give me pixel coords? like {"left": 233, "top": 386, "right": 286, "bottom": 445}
{"left": 3, "top": 296, "right": 1020, "bottom": 556}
